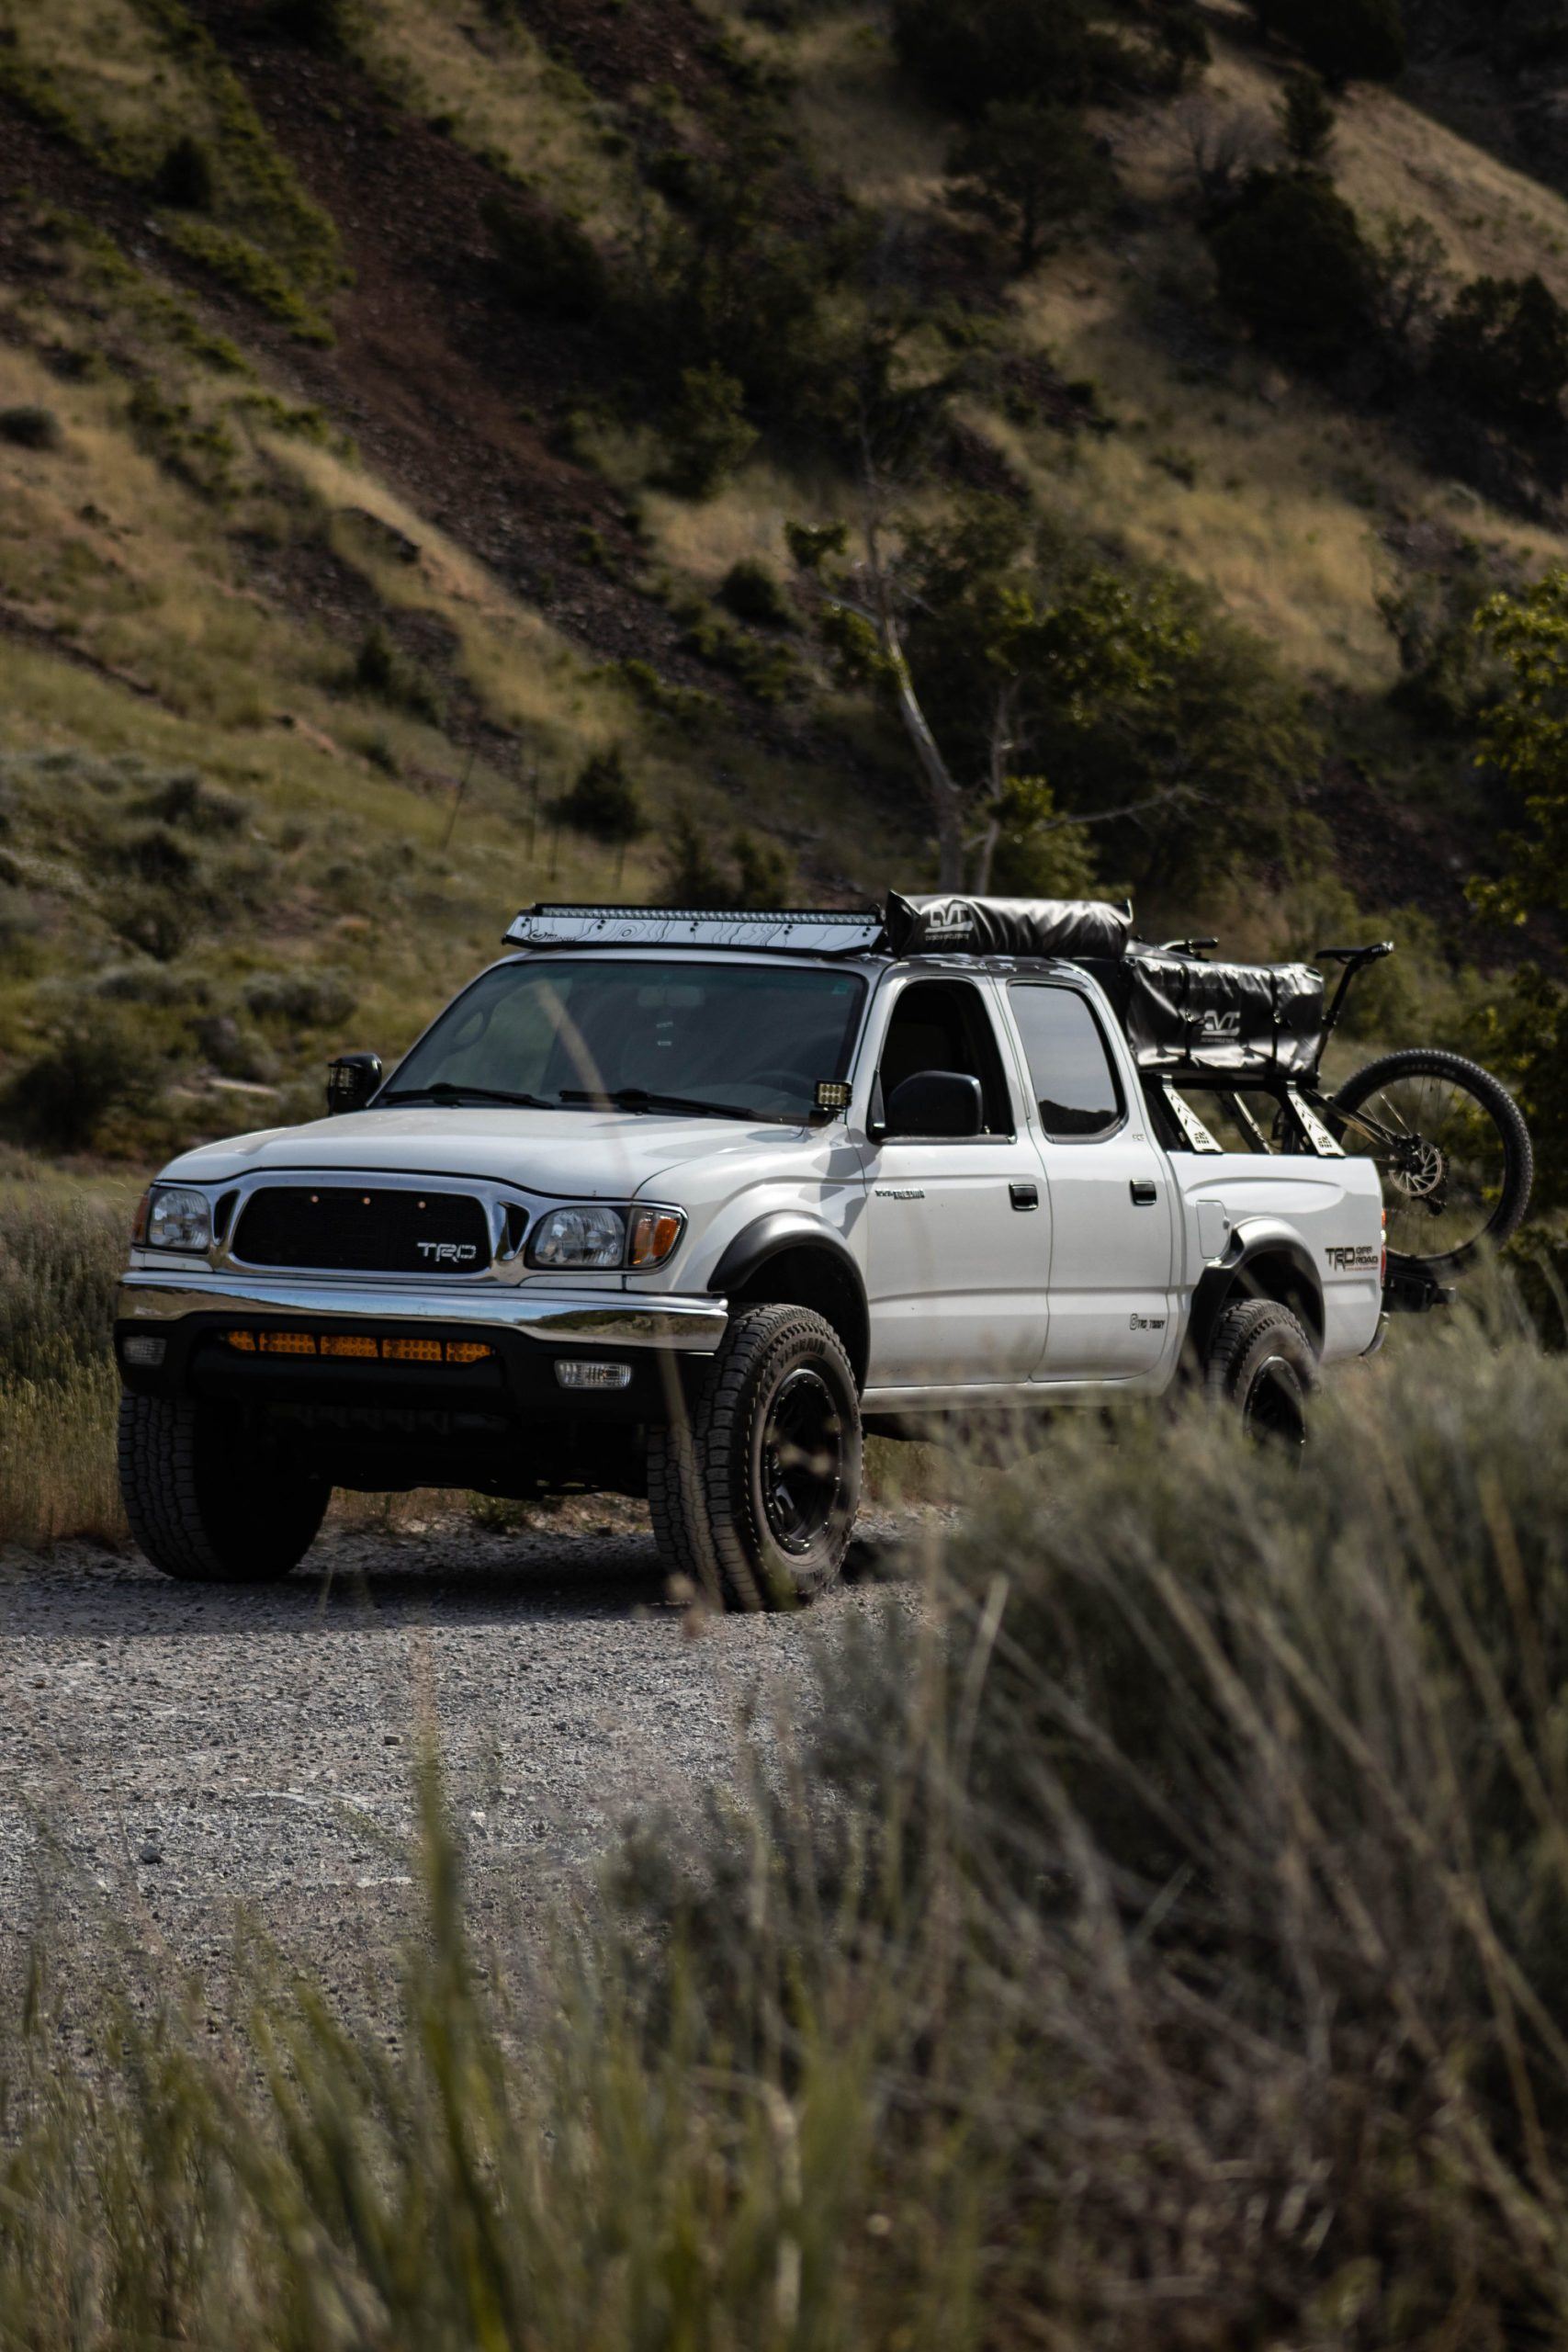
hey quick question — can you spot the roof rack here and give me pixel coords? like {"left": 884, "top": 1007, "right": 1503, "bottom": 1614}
{"left": 504, "top": 904, "right": 885, "bottom": 956}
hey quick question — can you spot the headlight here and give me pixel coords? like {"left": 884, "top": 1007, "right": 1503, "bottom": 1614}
{"left": 529, "top": 1204, "right": 626, "bottom": 1270}
{"left": 144, "top": 1186, "right": 213, "bottom": 1253}
{"left": 526, "top": 1204, "right": 686, "bottom": 1271}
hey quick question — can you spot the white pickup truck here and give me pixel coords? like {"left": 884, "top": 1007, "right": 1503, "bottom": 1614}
{"left": 114, "top": 895, "right": 1529, "bottom": 1606}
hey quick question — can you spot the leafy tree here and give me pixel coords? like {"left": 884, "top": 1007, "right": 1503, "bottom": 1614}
{"left": 1276, "top": 68, "right": 1337, "bottom": 169}
{"left": 891, "top": 0, "right": 1099, "bottom": 116}
{"left": 1431, "top": 274, "right": 1568, "bottom": 435}
{"left": 1208, "top": 170, "right": 1377, "bottom": 368}
{"left": 1253, "top": 0, "right": 1406, "bottom": 85}
{"left": 1468, "top": 573, "right": 1568, "bottom": 1210}
{"left": 944, "top": 99, "right": 1111, "bottom": 270}
{"left": 1368, "top": 211, "right": 1451, "bottom": 349}
{"left": 987, "top": 776, "right": 1100, "bottom": 896}
{"left": 809, "top": 498, "right": 1217, "bottom": 889}
{"left": 552, "top": 747, "right": 645, "bottom": 843}
{"left": 633, "top": 133, "right": 848, "bottom": 426}
{"left": 658, "top": 366, "right": 758, "bottom": 499}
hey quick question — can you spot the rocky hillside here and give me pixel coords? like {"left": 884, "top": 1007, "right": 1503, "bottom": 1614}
{"left": 2, "top": 0, "right": 1566, "bottom": 1150}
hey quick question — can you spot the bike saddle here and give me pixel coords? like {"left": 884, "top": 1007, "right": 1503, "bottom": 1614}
{"left": 1315, "top": 940, "right": 1395, "bottom": 964}
{"left": 1156, "top": 936, "right": 1219, "bottom": 957}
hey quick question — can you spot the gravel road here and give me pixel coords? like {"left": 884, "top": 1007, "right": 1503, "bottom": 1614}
{"left": 0, "top": 1506, "right": 918, "bottom": 2006}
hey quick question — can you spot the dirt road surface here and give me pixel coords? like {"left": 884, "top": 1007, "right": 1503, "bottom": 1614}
{"left": 0, "top": 1508, "right": 918, "bottom": 2002}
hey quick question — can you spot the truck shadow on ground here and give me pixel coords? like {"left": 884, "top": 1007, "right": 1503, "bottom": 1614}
{"left": 5, "top": 1529, "right": 901, "bottom": 1640}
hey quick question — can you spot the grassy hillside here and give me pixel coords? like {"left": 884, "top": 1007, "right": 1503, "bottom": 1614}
{"left": 1, "top": 0, "right": 1566, "bottom": 1155}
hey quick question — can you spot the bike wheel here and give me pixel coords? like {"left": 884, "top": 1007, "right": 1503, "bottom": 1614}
{"left": 1330, "top": 1048, "right": 1533, "bottom": 1274}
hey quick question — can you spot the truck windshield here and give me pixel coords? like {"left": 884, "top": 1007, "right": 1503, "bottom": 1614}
{"left": 383, "top": 958, "right": 868, "bottom": 1124}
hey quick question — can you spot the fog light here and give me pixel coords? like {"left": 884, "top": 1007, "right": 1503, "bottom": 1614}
{"left": 121, "top": 1334, "right": 167, "bottom": 1368}
{"left": 555, "top": 1358, "right": 634, "bottom": 1391}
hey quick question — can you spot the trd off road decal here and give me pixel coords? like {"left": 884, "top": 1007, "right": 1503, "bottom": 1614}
{"left": 1325, "top": 1244, "right": 1380, "bottom": 1272}
{"left": 1129, "top": 1313, "right": 1167, "bottom": 1332}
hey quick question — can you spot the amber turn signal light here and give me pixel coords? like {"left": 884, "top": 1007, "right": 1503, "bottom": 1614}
{"left": 221, "top": 1329, "right": 493, "bottom": 1364}
{"left": 627, "top": 1208, "right": 683, "bottom": 1268}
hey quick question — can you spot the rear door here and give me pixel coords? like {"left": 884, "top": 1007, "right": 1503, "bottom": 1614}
{"left": 860, "top": 976, "right": 1052, "bottom": 1386}
{"left": 1004, "top": 980, "right": 1178, "bottom": 1381}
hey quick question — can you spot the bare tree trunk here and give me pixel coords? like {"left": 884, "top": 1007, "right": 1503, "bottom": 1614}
{"left": 968, "top": 689, "right": 1016, "bottom": 895}
{"left": 860, "top": 463, "right": 969, "bottom": 890}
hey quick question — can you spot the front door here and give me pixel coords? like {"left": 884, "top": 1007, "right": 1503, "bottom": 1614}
{"left": 1004, "top": 980, "right": 1177, "bottom": 1380}
{"left": 861, "top": 977, "right": 1051, "bottom": 1386}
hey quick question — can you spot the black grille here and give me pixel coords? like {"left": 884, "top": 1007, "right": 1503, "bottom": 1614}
{"left": 232, "top": 1186, "right": 491, "bottom": 1274}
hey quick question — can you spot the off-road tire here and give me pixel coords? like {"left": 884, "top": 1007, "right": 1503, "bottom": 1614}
{"left": 647, "top": 1305, "right": 861, "bottom": 1610}
{"left": 118, "top": 1393, "right": 330, "bottom": 1581}
{"left": 1204, "top": 1298, "right": 1316, "bottom": 1447}
{"left": 1331, "top": 1047, "right": 1533, "bottom": 1275}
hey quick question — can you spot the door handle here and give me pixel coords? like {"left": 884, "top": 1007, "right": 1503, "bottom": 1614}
{"left": 1009, "top": 1181, "right": 1039, "bottom": 1211}
{"left": 1130, "top": 1180, "right": 1158, "bottom": 1206}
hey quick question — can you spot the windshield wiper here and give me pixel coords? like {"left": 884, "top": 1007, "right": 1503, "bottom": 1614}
{"left": 379, "top": 1082, "right": 551, "bottom": 1109}
{"left": 558, "top": 1085, "right": 780, "bottom": 1122}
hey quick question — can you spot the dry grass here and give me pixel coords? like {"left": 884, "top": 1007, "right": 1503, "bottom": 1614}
{"left": 5, "top": 1317, "right": 1568, "bottom": 2344}
{"left": 350, "top": 0, "right": 643, "bottom": 236}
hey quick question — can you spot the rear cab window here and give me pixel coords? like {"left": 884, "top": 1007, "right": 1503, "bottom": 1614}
{"left": 1008, "top": 983, "right": 1125, "bottom": 1142}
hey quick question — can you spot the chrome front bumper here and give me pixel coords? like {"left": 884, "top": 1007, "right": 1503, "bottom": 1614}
{"left": 116, "top": 1270, "right": 728, "bottom": 1351}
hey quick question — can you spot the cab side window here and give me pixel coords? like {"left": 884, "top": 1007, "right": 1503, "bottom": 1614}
{"left": 879, "top": 979, "right": 1014, "bottom": 1136}
{"left": 1010, "top": 984, "right": 1124, "bottom": 1141}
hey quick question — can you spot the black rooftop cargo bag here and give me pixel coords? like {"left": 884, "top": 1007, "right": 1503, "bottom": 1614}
{"left": 1112, "top": 946, "right": 1325, "bottom": 1077}
{"left": 883, "top": 892, "right": 1134, "bottom": 960}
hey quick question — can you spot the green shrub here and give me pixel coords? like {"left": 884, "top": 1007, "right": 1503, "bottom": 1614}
{"left": 1432, "top": 273, "right": 1568, "bottom": 435}
{"left": 718, "top": 559, "right": 795, "bottom": 628}
{"left": 152, "top": 131, "right": 216, "bottom": 211}
{"left": 891, "top": 0, "right": 1100, "bottom": 114}
{"left": 351, "top": 625, "right": 444, "bottom": 723}
{"left": 131, "top": 772, "right": 247, "bottom": 835}
{"left": 1253, "top": 0, "right": 1406, "bottom": 84}
{"left": 659, "top": 802, "right": 733, "bottom": 904}
{"left": 551, "top": 746, "right": 646, "bottom": 843}
{"left": 3, "top": 1011, "right": 163, "bottom": 1152}
{"left": 729, "top": 828, "right": 793, "bottom": 905}
{"left": 269, "top": 0, "right": 357, "bottom": 51}
{"left": 657, "top": 365, "right": 758, "bottom": 499}
{"left": 0, "top": 404, "right": 62, "bottom": 451}
{"left": 784, "top": 518, "right": 849, "bottom": 572}
{"left": 479, "top": 195, "right": 607, "bottom": 322}
{"left": 1277, "top": 65, "right": 1337, "bottom": 168}
{"left": 1208, "top": 168, "right": 1377, "bottom": 367}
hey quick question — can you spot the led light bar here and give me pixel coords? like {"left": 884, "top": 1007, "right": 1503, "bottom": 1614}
{"left": 504, "top": 904, "right": 883, "bottom": 956}
{"left": 221, "top": 1330, "right": 493, "bottom": 1364}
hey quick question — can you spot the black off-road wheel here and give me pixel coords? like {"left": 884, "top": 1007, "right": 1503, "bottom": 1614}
{"left": 647, "top": 1305, "right": 861, "bottom": 1610}
{"left": 118, "top": 1393, "right": 330, "bottom": 1582}
{"left": 1331, "top": 1048, "right": 1533, "bottom": 1276}
{"left": 1204, "top": 1298, "right": 1317, "bottom": 1449}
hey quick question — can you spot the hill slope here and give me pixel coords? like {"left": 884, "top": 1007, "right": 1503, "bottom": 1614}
{"left": 2, "top": 0, "right": 1565, "bottom": 1149}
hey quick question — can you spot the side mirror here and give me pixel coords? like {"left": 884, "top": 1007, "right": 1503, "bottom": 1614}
{"left": 326, "top": 1052, "right": 383, "bottom": 1115}
{"left": 884, "top": 1069, "right": 983, "bottom": 1139}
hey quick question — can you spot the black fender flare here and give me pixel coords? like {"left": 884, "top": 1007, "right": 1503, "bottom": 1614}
{"left": 1186, "top": 1225, "right": 1325, "bottom": 1367}
{"left": 707, "top": 1215, "right": 870, "bottom": 1386}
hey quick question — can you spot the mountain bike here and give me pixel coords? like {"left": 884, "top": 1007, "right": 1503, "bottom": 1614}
{"left": 1309, "top": 942, "right": 1531, "bottom": 1278}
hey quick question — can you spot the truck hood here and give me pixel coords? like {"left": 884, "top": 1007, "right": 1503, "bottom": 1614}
{"left": 159, "top": 1105, "right": 808, "bottom": 1202}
